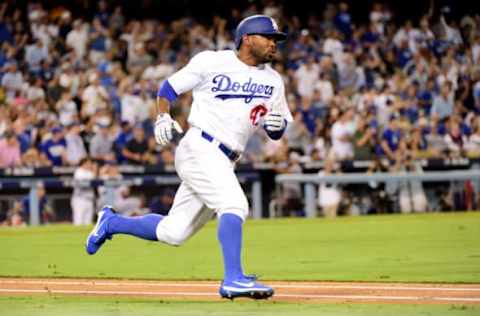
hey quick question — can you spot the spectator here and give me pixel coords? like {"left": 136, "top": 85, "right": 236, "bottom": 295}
{"left": 119, "top": 81, "right": 147, "bottom": 125}
{"left": 24, "top": 38, "right": 48, "bottom": 74}
{"left": 89, "top": 121, "right": 115, "bottom": 164}
{"left": 314, "top": 72, "right": 334, "bottom": 105}
{"left": 431, "top": 82, "right": 454, "bottom": 120}
{"left": 1, "top": 62, "right": 23, "bottom": 100}
{"left": 122, "top": 124, "right": 154, "bottom": 164}
{"left": 113, "top": 185, "right": 145, "bottom": 215}
{"left": 323, "top": 30, "right": 344, "bottom": 66}
{"left": 40, "top": 126, "right": 67, "bottom": 166}
{"left": 4, "top": 201, "right": 25, "bottom": 226}
{"left": 334, "top": 2, "right": 352, "bottom": 40}
{"left": 294, "top": 55, "right": 319, "bottom": 100}
{"left": 157, "top": 145, "right": 175, "bottom": 169}
{"left": 380, "top": 115, "right": 403, "bottom": 161}
{"left": 243, "top": 131, "right": 266, "bottom": 163}
{"left": 275, "top": 152, "right": 304, "bottom": 217}
{"left": 55, "top": 90, "right": 78, "bottom": 126}
{"left": 465, "top": 119, "right": 480, "bottom": 157}
{"left": 397, "top": 157, "right": 428, "bottom": 213}
{"left": 88, "top": 17, "right": 110, "bottom": 65}
{"left": 81, "top": 72, "right": 109, "bottom": 118}
{"left": 353, "top": 116, "right": 376, "bottom": 160}
{"left": 71, "top": 157, "right": 97, "bottom": 225}
{"left": 66, "top": 19, "right": 88, "bottom": 60}
{"left": 0, "top": 130, "right": 21, "bottom": 167}
{"left": 425, "top": 119, "right": 448, "bottom": 157}
{"left": 97, "top": 163, "right": 121, "bottom": 207}
{"left": 113, "top": 120, "right": 132, "bottom": 163}
{"left": 65, "top": 122, "right": 87, "bottom": 165}
{"left": 330, "top": 108, "right": 356, "bottom": 160}
{"left": 21, "top": 147, "right": 51, "bottom": 167}
{"left": 318, "top": 159, "right": 342, "bottom": 218}
{"left": 337, "top": 52, "right": 363, "bottom": 96}
{"left": 285, "top": 111, "right": 311, "bottom": 155}
{"left": 97, "top": 162, "right": 146, "bottom": 215}
{"left": 444, "top": 122, "right": 467, "bottom": 158}
{"left": 26, "top": 77, "right": 46, "bottom": 101}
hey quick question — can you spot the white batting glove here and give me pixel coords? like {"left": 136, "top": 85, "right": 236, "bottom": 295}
{"left": 154, "top": 113, "right": 184, "bottom": 146}
{"left": 264, "top": 111, "right": 286, "bottom": 132}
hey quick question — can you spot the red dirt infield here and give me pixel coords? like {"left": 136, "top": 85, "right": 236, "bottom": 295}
{"left": 1, "top": 278, "right": 480, "bottom": 304}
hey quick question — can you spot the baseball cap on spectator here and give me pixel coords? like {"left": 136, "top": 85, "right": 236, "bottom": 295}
{"left": 51, "top": 126, "right": 63, "bottom": 134}
{"left": 96, "top": 117, "right": 111, "bottom": 128}
{"left": 97, "top": 122, "right": 110, "bottom": 129}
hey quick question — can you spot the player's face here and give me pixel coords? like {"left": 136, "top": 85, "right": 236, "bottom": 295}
{"left": 249, "top": 34, "right": 277, "bottom": 63}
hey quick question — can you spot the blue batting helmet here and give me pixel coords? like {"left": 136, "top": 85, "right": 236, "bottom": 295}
{"left": 235, "top": 15, "right": 287, "bottom": 49}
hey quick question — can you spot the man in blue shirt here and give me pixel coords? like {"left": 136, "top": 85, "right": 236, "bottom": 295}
{"left": 381, "top": 115, "right": 403, "bottom": 161}
{"left": 41, "top": 126, "right": 67, "bottom": 166}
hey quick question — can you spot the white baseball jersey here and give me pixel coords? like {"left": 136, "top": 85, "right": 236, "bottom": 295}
{"left": 155, "top": 50, "right": 292, "bottom": 245}
{"left": 167, "top": 50, "right": 293, "bottom": 152}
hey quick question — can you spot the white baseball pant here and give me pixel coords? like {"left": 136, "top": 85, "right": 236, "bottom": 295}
{"left": 156, "top": 127, "right": 249, "bottom": 246}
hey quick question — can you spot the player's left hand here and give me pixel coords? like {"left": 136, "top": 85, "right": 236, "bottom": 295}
{"left": 264, "top": 111, "right": 286, "bottom": 132}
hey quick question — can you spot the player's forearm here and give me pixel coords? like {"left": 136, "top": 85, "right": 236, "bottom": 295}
{"left": 156, "top": 96, "right": 170, "bottom": 114}
{"left": 156, "top": 80, "right": 178, "bottom": 115}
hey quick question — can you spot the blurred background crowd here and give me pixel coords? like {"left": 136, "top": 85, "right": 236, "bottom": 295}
{"left": 1, "top": 0, "right": 480, "bottom": 224}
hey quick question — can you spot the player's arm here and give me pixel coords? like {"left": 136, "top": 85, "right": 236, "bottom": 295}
{"left": 153, "top": 51, "right": 210, "bottom": 146}
{"left": 156, "top": 80, "right": 177, "bottom": 114}
{"left": 154, "top": 80, "right": 183, "bottom": 146}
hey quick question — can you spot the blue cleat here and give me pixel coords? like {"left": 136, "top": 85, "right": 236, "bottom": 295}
{"left": 219, "top": 277, "right": 274, "bottom": 300}
{"left": 85, "top": 206, "right": 116, "bottom": 255}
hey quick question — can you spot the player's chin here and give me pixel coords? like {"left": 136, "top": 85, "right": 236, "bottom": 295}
{"left": 264, "top": 53, "right": 275, "bottom": 63}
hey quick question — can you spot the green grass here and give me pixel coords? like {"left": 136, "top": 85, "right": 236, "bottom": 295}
{"left": 1, "top": 296, "right": 479, "bottom": 316}
{"left": 1, "top": 212, "right": 480, "bottom": 282}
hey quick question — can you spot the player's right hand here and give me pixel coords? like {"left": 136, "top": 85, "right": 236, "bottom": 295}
{"left": 154, "top": 113, "right": 184, "bottom": 146}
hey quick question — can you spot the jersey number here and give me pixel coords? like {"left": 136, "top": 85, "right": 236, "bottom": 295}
{"left": 249, "top": 104, "right": 267, "bottom": 126}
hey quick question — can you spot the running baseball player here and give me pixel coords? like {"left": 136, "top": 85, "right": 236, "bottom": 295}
{"left": 86, "top": 15, "right": 292, "bottom": 300}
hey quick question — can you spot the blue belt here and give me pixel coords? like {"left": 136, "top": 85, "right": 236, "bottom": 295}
{"left": 201, "top": 131, "right": 240, "bottom": 162}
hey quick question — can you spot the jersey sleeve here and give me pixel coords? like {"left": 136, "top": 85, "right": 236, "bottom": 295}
{"left": 166, "top": 51, "right": 212, "bottom": 95}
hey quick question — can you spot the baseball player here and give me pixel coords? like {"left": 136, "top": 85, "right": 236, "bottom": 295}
{"left": 86, "top": 15, "right": 292, "bottom": 300}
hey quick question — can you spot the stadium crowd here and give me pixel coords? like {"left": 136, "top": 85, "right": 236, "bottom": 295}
{"left": 1, "top": 1, "right": 480, "bottom": 169}
{"left": 1, "top": 1, "right": 480, "bottom": 223}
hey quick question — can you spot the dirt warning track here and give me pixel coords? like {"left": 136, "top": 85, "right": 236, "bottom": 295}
{"left": 1, "top": 278, "right": 480, "bottom": 304}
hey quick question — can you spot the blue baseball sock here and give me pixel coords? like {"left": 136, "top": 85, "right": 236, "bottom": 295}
{"left": 217, "top": 213, "right": 244, "bottom": 281}
{"left": 108, "top": 214, "right": 163, "bottom": 241}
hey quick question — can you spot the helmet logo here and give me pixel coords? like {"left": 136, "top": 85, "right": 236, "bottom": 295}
{"left": 270, "top": 18, "right": 279, "bottom": 31}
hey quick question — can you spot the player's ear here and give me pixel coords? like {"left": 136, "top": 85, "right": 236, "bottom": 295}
{"left": 242, "top": 34, "right": 251, "bottom": 47}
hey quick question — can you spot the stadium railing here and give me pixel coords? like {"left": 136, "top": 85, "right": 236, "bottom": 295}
{"left": 275, "top": 169, "right": 480, "bottom": 217}
{"left": 0, "top": 172, "right": 262, "bottom": 225}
